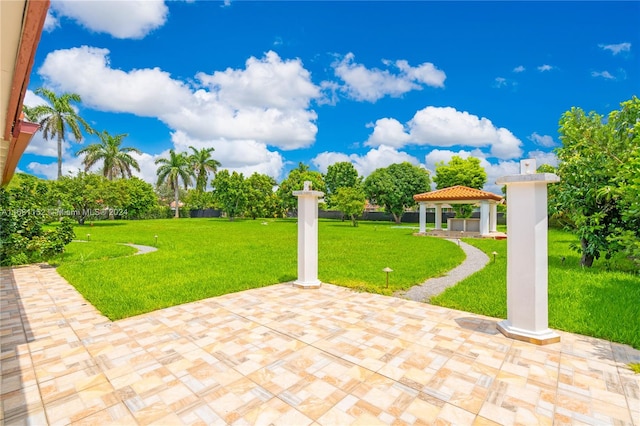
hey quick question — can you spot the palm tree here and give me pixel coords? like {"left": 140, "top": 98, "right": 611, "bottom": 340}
{"left": 189, "top": 146, "right": 221, "bottom": 192}
{"left": 24, "top": 88, "right": 94, "bottom": 179}
{"left": 76, "top": 131, "right": 142, "bottom": 180}
{"left": 155, "top": 150, "right": 193, "bottom": 218}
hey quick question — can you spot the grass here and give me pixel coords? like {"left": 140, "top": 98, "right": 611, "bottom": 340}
{"left": 53, "top": 219, "right": 464, "bottom": 320}
{"left": 48, "top": 219, "right": 640, "bottom": 349}
{"left": 431, "top": 228, "right": 640, "bottom": 349}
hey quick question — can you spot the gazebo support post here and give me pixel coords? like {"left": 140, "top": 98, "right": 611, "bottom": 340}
{"left": 490, "top": 203, "right": 498, "bottom": 233}
{"left": 435, "top": 204, "right": 442, "bottom": 230}
{"left": 418, "top": 202, "right": 426, "bottom": 234}
{"left": 479, "top": 201, "right": 490, "bottom": 236}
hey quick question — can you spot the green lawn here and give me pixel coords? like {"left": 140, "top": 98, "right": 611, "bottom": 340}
{"left": 54, "top": 219, "right": 464, "bottom": 320}
{"left": 51, "top": 219, "right": 640, "bottom": 350}
{"left": 431, "top": 228, "right": 640, "bottom": 349}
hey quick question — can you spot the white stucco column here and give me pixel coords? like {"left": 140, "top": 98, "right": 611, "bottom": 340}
{"left": 435, "top": 204, "right": 443, "bottom": 230}
{"left": 490, "top": 203, "right": 498, "bottom": 232}
{"left": 418, "top": 203, "right": 426, "bottom": 234}
{"left": 292, "top": 181, "right": 324, "bottom": 289}
{"left": 479, "top": 201, "right": 490, "bottom": 236}
{"left": 496, "top": 159, "right": 560, "bottom": 345}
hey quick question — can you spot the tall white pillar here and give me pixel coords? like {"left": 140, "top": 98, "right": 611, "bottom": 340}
{"left": 292, "top": 181, "right": 324, "bottom": 289}
{"left": 496, "top": 159, "right": 560, "bottom": 345}
{"left": 435, "top": 204, "right": 443, "bottom": 230}
{"left": 490, "top": 203, "right": 498, "bottom": 233}
{"left": 418, "top": 203, "right": 426, "bottom": 234}
{"left": 479, "top": 201, "right": 490, "bottom": 236}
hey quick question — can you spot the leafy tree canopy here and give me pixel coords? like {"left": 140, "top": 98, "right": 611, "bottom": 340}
{"left": 76, "top": 130, "right": 141, "bottom": 180}
{"left": 212, "top": 170, "right": 247, "bottom": 220}
{"left": 433, "top": 155, "right": 487, "bottom": 190}
{"left": 24, "top": 88, "right": 94, "bottom": 179}
{"left": 324, "top": 162, "right": 362, "bottom": 208}
{"left": 333, "top": 186, "right": 366, "bottom": 227}
{"left": 554, "top": 96, "right": 640, "bottom": 268}
{"left": 363, "top": 162, "right": 431, "bottom": 223}
{"left": 245, "top": 172, "right": 280, "bottom": 219}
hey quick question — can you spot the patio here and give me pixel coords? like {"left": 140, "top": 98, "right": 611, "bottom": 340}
{"left": 1, "top": 264, "right": 638, "bottom": 425}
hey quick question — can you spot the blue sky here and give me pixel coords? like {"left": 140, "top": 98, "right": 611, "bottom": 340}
{"left": 21, "top": 0, "right": 639, "bottom": 193}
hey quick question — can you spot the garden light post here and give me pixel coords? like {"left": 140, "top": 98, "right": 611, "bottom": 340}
{"left": 383, "top": 267, "right": 393, "bottom": 288}
{"left": 292, "top": 181, "right": 324, "bottom": 289}
{"left": 496, "top": 159, "right": 560, "bottom": 345}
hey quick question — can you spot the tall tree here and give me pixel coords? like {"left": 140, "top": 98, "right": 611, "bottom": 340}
{"left": 324, "top": 161, "right": 362, "bottom": 208}
{"left": 189, "top": 146, "right": 221, "bottom": 192}
{"left": 212, "top": 170, "right": 247, "bottom": 221}
{"left": 155, "top": 150, "right": 193, "bottom": 218}
{"left": 363, "top": 162, "right": 431, "bottom": 223}
{"left": 245, "top": 172, "right": 279, "bottom": 219}
{"left": 333, "top": 186, "right": 366, "bottom": 227}
{"left": 24, "top": 88, "right": 94, "bottom": 179}
{"left": 433, "top": 155, "right": 487, "bottom": 217}
{"left": 76, "top": 131, "right": 141, "bottom": 180}
{"left": 555, "top": 96, "right": 640, "bottom": 267}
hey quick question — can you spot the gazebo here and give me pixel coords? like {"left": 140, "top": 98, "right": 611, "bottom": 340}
{"left": 413, "top": 185, "right": 504, "bottom": 238}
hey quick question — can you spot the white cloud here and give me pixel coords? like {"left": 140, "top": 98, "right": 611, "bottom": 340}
{"left": 197, "top": 51, "right": 320, "bottom": 110}
{"left": 493, "top": 77, "right": 507, "bottom": 88}
{"left": 528, "top": 132, "right": 557, "bottom": 147}
{"left": 26, "top": 150, "right": 85, "bottom": 180}
{"left": 332, "top": 53, "right": 445, "bottom": 102}
{"left": 365, "top": 106, "right": 523, "bottom": 160}
{"left": 513, "top": 65, "right": 525, "bottom": 73}
{"left": 364, "top": 118, "right": 411, "bottom": 148}
{"left": 537, "top": 64, "right": 554, "bottom": 72}
{"left": 43, "top": 9, "right": 59, "bottom": 32}
{"left": 312, "top": 145, "right": 420, "bottom": 177}
{"left": 37, "top": 47, "right": 320, "bottom": 150}
{"left": 50, "top": 0, "right": 169, "bottom": 39}
{"left": 591, "top": 70, "right": 616, "bottom": 80}
{"left": 599, "top": 42, "right": 631, "bottom": 55}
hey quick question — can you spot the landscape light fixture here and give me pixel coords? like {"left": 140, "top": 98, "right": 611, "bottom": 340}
{"left": 492, "top": 251, "right": 498, "bottom": 263}
{"left": 86, "top": 234, "right": 90, "bottom": 241}
{"left": 154, "top": 235, "right": 158, "bottom": 246}
{"left": 383, "top": 267, "right": 393, "bottom": 288}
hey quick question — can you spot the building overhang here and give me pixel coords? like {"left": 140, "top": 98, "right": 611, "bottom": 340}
{"left": 1, "top": 0, "right": 50, "bottom": 186}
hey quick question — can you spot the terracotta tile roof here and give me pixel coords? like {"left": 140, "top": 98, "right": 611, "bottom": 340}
{"left": 413, "top": 185, "right": 503, "bottom": 202}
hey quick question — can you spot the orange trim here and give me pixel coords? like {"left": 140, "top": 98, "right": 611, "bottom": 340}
{"left": 3, "top": 121, "right": 39, "bottom": 184}
{"left": 4, "top": 0, "right": 50, "bottom": 141}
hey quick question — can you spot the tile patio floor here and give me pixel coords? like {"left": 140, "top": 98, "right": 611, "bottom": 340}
{"left": 1, "top": 264, "right": 639, "bottom": 425}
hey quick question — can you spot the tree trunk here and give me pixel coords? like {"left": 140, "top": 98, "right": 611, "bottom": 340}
{"left": 57, "top": 136, "right": 63, "bottom": 179}
{"left": 580, "top": 237, "right": 594, "bottom": 267}
{"left": 174, "top": 180, "right": 180, "bottom": 218}
{"left": 392, "top": 213, "right": 401, "bottom": 224}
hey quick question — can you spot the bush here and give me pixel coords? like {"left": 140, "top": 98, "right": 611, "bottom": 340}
{"left": 0, "top": 184, "right": 75, "bottom": 266}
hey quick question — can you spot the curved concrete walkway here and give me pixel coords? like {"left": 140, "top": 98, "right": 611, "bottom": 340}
{"left": 398, "top": 239, "right": 489, "bottom": 302}
{"left": 121, "top": 243, "right": 158, "bottom": 255}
